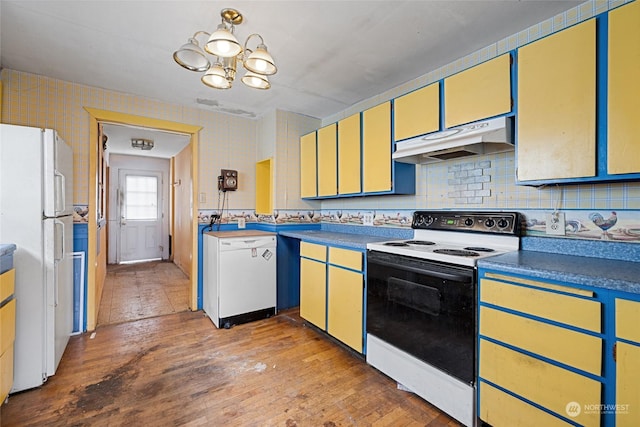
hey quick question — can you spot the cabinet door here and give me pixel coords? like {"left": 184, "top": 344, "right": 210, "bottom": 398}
{"left": 327, "top": 265, "right": 363, "bottom": 352}
{"left": 300, "top": 257, "right": 326, "bottom": 329}
{"left": 362, "top": 102, "right": 391, "bottom": 193}
{"left": 517, "top": 19, "right": 596, "bottom": 182}
{"left": 0, "top": 347, "right": 13, "bottom": 404}
{"left": 0, "top": 299, "right": 16, "bottom": 355}
{"left": 394, "top": 83, "right": 440, "bottom": 141}
{"left": 608, "top": 0, "right": 640, "bottom": 175}
{"left": 300, "top": 132, "right": 317, "bottom": 198}
{"left": 317, "top": 123, "right": 337, "bottom": 197}
{"left": 616, "top": 341, "right": 640, "bottom": 427}
{"left": 444, "top": 54, "right": 512, "bottom": 128}
{"left": 616, "top": 298, "right": 640, "bottom": 427}
{"left": 337, "top": 113, "right": 361, "bottom": 195}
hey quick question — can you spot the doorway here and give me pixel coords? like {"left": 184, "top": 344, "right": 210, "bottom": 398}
{"left": 118, "top": 170, "right": 164, "bottom": 263}
{"left": 85, "top": 107, "right": 202, "bottom": 331}
{"left": 107, "top": 153, "right": 172, "bottom": 265}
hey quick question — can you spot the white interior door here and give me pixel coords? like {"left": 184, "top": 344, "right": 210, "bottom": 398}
{"left": 119, "top": 170, "right": 164, "bottom": 263}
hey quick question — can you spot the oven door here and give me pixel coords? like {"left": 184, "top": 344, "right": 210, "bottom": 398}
{"left": 366, "top": 250, "right": 476, "bottom": 385}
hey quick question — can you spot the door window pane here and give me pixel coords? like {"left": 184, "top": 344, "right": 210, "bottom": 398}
{"left": 124, "top": 175, "right": 158, "bottom": 220}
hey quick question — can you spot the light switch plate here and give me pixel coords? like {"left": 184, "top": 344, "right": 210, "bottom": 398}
{"left": 238, "top": 217, "right": 246, "bottom": 229}
{"left": 363, "top": 212, "right": 374, "bottom": 226}
{"left": 198, "top": 192, "right": 206, "bottom": 203}
{"left": 546, "top": 212, "right": 566, "bottom": 235}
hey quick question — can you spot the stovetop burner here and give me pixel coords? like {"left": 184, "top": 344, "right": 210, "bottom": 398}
{"left": 464, "top": 247, "right": 495, "bottom": 252}
{"left": 433, "top": 249, "right": 480, "bottom": 257}
{"left": 405, "top": 240, "right": 436, "bottom": 245}
{"left": 367, "top": 211, "right": 521, "bottom": 267}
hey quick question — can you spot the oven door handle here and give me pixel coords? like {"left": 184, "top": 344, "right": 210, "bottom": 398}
{"left": 372, "top": 259, "right": 472, "bottom": 282}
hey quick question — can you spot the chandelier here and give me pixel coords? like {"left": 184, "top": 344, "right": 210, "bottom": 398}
{"left": 173, "top": 8, "right": 277, "bottom": 90}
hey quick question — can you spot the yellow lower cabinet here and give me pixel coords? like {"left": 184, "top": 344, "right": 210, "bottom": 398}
{"left": 480, "top": 339, "right": 601, "bottom": 426}
{"left": 616, "top": 297, "right": 640, "bottom": 427}
{"left": 616, "top": 341, "right": 640, "bottom": 427}
{"left": 480, "top": 382, "right": 573, "bottom": 427}
{"left": 327, "top": 265, "right": 363, "bottom": 352}
{"left": 616, "top": 298, "right": 640, "bottom": 343}
{"left": 299, "top": 257, "right": 326, "bottom": 329}
{"left": 0, "top": 346, "right": 13, "bottom": 403}
{"left": 0, "top": 299, "right": 16, "bottom": 355}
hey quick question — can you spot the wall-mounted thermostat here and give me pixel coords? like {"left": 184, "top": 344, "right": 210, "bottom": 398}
{"left": 219, "top": 169, "right": 238, "bottom": 191}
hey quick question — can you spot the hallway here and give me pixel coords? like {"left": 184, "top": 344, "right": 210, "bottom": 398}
{"left": 97, "top": 261, "right": 190, "bottom": 326}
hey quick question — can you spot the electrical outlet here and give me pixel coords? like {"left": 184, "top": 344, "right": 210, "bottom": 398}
{"left": 546, "top": 212, "right": 566, "bottom": 236}
{"left": 198, "top": 192, "right": 206, "bottom": 203}
{"left": 237, "top": 217, "right": 246, "bottom": 229}
{"left": 363, "top": 212, "right": 374, "bottom": 226}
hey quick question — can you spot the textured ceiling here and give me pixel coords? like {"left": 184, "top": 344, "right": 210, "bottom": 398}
{"left": 1, "top": 0, "right": 584, "bottom": 121}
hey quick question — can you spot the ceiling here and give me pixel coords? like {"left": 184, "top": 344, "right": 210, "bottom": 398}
{"left": 1, "top": 1, "right": 583, "bottom": 152}
{"left": 102, "top": 123, "right": 190, "bottom": 159}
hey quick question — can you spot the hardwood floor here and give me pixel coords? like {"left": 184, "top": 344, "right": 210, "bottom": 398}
{"left": 97, "top": 261, "right": 190, "bottom": 326}
{"left": 1, "top": 309, "right": 461, "bottom": 426}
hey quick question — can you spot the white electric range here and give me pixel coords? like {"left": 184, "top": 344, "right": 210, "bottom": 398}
{"left": 365, "top": 211, "right": 522, "bottom": 427}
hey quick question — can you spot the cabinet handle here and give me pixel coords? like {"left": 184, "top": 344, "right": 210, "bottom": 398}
{"left": 613, "top": 343, "right": 617, "bottom": 363}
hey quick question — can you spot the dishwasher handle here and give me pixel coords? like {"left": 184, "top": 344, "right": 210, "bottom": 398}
{"left": 219, "top": 237, "right": 276, "bottom": 251}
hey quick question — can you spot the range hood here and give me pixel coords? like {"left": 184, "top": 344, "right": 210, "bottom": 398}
{"left": 392, "top": 116, "right": 514, "bottom": 164}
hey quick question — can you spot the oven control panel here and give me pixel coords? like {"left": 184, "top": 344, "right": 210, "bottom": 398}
{"left": 412, "top": 211, "right": 521, "bottom": 235}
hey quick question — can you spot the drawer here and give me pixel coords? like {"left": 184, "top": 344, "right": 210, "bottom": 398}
{"left": 0, "top": 345, "right": 13, "bottom": 404}
{"left": 479, "top": 381, "right": 573, "bottom": 427}
{"left": 328, "top": 247, "right": 362, "bottom": 271}
{"left": 480, "top": 306, "right": 602, "bottom": 375}
{"left": 0, "top": 269, "right": 15, "bottom": 303}
{"left": 480, "top": 278, "right": 601, "bottom": 333}
{"left": 616, "top": 299, "right": 640, "bottom": 343}
{"left": 480, "top": 339, "right": 601, "bottom": 427}
{"left": 300, "top": 241, "right": 326, "bottom": 262}
{"left": 0, "top": 299, "right": 16, "bottom": 355}
{"left": 484, "top": 272, "right": 594, "bottom": 297}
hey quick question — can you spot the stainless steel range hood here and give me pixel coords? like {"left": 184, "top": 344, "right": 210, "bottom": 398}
{"left": 392, "top": 116, "right": 514, "bottom": 164}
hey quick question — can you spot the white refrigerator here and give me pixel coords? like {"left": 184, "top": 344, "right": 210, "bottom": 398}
{"left": 0, "top": 123, "right": 74, "bottom": 392}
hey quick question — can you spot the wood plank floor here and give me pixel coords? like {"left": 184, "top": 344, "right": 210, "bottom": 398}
{"left": 1, "top": 309, "right": 461, "bottom": 426}
{"left": 98, "top": 261, "right": 190, "bottom": 326}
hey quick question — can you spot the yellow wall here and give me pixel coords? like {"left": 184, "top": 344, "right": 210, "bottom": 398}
{"left": 0, "top": 69, "right": 258, "bottom": 209}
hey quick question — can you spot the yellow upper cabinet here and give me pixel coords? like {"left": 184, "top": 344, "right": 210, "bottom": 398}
{"left": 255, "top": 158, "right": 273, "bottom": 215}
{"left": 317, "top": 123, "right": 337, "bottom": 197}
{"left": 338, "top": 113, "right": 361, "bottom": 195}
{"left": 608, "top": 0, "right": 640, "bottom": 175}
{"left": 299, "top": 132, "right": 317, "bottom": 198}
{"left": 444, "top": 54, "right": 512, "bottom": 128}
{"left": 394, "top": 83, "right": 440, "bottom": 141}
{"left": 517, "top": 19, "right": 596, "bottom": 182}
{"left": 362, "top": 102, "right": 392, "bottom": 193}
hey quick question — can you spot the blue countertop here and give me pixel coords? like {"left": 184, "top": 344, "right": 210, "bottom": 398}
{"left": 0, "top": 244, "right": 16, "bottom": 257}
{"left": 478, "top": 250, "right": 640, "bottom": 295}
{"left": 278, "top": 230, "right": 391, "bottom": 250}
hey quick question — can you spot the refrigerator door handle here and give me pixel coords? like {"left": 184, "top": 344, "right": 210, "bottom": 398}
{"left": 54, "top": 171, "right": 65, "bottom": 215}
{"left": 54, "top": 219, "right": 65, "bottom": 262}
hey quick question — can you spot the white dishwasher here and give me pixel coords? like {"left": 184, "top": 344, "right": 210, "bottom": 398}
{"left": 203, "top": 230, "right": 277, "bottom": 328}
